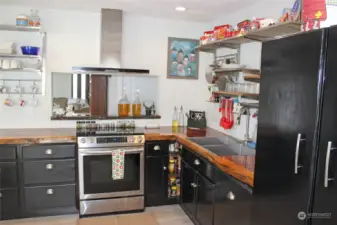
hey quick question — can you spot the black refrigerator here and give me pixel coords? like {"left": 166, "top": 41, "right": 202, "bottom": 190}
{"left": 251, "top": 26, "right": 337, "bottom": 225}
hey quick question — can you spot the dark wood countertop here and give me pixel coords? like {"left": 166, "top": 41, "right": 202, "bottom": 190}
{"left": 0, "top": 127, "right": 255, "bottom": 187}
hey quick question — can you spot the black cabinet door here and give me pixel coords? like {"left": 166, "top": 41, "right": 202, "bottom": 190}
{"left": 145, "top": 156, "right": 166, "bottom": 207}
{"left": 0, "top": 189, "right": 20, "bottom": 220}
{"left": 253, "top": 29, "right": 326, "bottom": 225}
{"left": 311, "top": 25, "right": 337, "bottom": 225}
{"left": 214, "top": 172, "right": 252, "bottom": 225}
{"left": 181, "top": 161, "right": 196, "bottom": 219}
{"left": 195, "top": 173, "right": 215, "bottom": 225}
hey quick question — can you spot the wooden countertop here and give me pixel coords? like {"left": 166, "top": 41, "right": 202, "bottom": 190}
{"left": 145, "top": 127, "right": 255, "bottom": 187}
{"left": 0, "top": 128, "right": 76, "bottom": 144}
{"left": 0, "top": 127, "right": 255, "bottom": 187}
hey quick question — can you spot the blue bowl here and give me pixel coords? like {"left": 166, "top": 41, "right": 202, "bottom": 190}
{"left": 21, "top": 46, "right": 40, "bottom": 55}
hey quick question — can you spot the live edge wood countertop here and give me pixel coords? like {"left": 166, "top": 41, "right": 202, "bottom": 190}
{"left": 145, "top": 127, "right": 255, "bottom": 187}
{"left": 0, "top": 127, "right": 255, "bottom": 187}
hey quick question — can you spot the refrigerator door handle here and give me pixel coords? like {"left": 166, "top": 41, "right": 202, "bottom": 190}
{"left": 324, "top": 141, "right": 335, "bottom": 187}
{"left": 295, "top": 133, "right": 306, "bottom": 174}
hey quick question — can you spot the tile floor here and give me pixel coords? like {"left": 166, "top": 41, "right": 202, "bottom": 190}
{"left": 0, "top": 205, "right": 193, "bottom": 225}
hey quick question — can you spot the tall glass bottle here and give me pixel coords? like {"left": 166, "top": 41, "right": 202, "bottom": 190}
{"left": 118, "top": 87, "right": 130, "bottom": 117}
{"left": 132, "top": 89, "right": 142, "bottom": 117}
{"left": 172, "top": 106, "right": 179, "bottom": 127}
{"left": 179, "top": 105, "right": 184, "bottom": 127}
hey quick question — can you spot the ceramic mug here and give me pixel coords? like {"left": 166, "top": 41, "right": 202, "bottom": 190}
{"left": 4, "top": 98, "right": 13, "bottom": 106}
{"left": 1, "top": 60, "right": 10, "bottom": 69}
{"left": 0, "top": 86, "right": 7, "bottom": 93}
{"left": 11, "top": 60, "right": 21, "bottom": 69}
{"left": 15, "top": 85, "right": 23, "bottom": 93}
{"left": 29, "top": 98, "right": 38, "bottom": 107}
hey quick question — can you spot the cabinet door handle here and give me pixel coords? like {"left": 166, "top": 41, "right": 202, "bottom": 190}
{"left": 45, "top": 149, "right": 53, "bottom": 155}
{"left": 163, "top": 166, "right": 167, "bottom": 171}
{"left": 194, "top": 159, "right": 200, "bottom": 166}
{"left": 324, "top": 142, "right": 336, "bottom": 187}
{"left": 0, "top": 192, "right": 2, "bottom": 198}
{"left": 46, "top": 189, "right": 54, "bottom": 195}
{"left": 190, "top": 183, "right": 197, "bottom": 188}
{"left": 227, "top": 191, "right": 235, "bottom": 200}
{"left": 153, "top": 145, "right": 161, "bottom": 151}
{"left": 294, "top": 133, "right": 305, "bottom": 174}
{"left": 46, "top": 164, "right": 53, "bottom": 170}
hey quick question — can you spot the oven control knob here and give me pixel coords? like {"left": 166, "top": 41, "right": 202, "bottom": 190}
{"left": 80, "top": 138, "right": 86, "bottom": 144}
{"left": 129, "top": 136, "right": 135, "bottom": 143}
{"left": 137, "top": 136, "right": 143, "bottom": 143}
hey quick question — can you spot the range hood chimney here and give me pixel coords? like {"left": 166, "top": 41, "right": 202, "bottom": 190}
{"left": 73, "top": 9, "right": 149, "bottom": 75}
{"left": 100, "top": 8, "right": 122, "bottom": 67}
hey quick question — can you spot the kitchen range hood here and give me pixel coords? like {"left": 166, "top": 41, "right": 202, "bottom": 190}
{"left": 72, "top": 9, "right": 150, "bottom": 76}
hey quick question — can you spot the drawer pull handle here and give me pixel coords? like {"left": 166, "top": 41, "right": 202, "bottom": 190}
{"left": 191, "top": 183, "right": 197, "bottom": 188}
{"left": 45, "top": 149, "right": 53, "bottom": 155}
{"left": 194, "top": 159, "right": 200, "bottom": 165}
{"left": 46, "top": 189, "right": 54, "bottom": 195}
{"left": 153, "top": 145, "right": 161, "bottom": 151}
{"left": 46, "top": 164, "right": 54, "bottom": 170}
{"left": 227, "top": 191, "right": 235, "bottom": 200}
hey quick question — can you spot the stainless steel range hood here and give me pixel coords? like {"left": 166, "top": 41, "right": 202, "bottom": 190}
{"left": 73, "top": 9, "right": 150, "bottom": 76}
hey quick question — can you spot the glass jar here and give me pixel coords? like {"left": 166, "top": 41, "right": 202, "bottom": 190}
{"left": 132, "top": 89, "right": 142, "bottom": 117}
{"left": 118, "top": 87, "right": 130, "bottom": 117}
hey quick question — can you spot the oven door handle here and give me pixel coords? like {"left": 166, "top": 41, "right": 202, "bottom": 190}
{"left": 79, "top": 148, "right": 144, "bottom": 155}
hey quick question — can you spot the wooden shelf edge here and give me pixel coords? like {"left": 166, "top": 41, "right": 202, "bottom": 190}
{"left": 244, "top": 75, "right": 260, "bottom": 83}
{"left": 213, "top": 91, "right": 259, "bottom": 100}
{"left": 51, "top": 115, "right": 162, "bottom": 120}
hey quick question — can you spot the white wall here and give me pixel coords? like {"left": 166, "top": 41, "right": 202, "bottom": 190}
{"left": 0, "top": 6, "right": 210, "bottom": 128}
{"left": 204, "top": 0, "right": 296, "bottom": 141}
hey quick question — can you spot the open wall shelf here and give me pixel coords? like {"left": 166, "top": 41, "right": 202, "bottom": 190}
{"left": 196, "top": 22, "right": 301, "bottom": 52}
{"left": 213, "top": 91, "right": 259, "bottom": 100}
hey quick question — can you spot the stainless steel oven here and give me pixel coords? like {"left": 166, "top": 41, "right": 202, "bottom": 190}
{"left": 77, "top": 134, "right": 145, "bottom": 216}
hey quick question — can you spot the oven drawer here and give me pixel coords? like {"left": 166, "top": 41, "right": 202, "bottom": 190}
{"left": 146, "top": 141, "right": 170, "bottom": 156}
{"left": 182, "top": 147, "right": 215, "bottom": 182}
{"left": 23, "top": 159, "right": 75, "bottom": 185}
{"left": 22, "top": 144, "right": 75, "bottom": 160}
{"left": 24, "top": 184, "right": 76, "bottom": 211}
{"left": 0, "top": 146, "right": 17, "bottom": 160}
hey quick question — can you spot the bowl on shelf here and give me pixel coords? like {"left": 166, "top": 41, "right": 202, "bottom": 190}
{"left": 20, "top": 46, "right": 40, "bottom": 56}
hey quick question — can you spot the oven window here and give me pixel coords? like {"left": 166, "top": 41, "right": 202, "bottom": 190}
{"left": 83, "top": 153, "right": 140, "bottom": 194}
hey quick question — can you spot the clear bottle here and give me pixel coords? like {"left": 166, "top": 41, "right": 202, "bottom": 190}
{"left": 29, "top": 9, "right": 41, "bottom": 27}
{"left": 132, "top": 89, "right": 142, "bottom": 117}
{"left": 118, "top": 87, "right": 130, "bottom": 117}
{"left": 179, "top": 105, "right": 184, "bottom": 127}
{"left": 172, "top": 106, "right": 179, "bottom": 127}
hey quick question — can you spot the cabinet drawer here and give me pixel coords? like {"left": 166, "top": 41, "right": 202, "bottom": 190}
{"left": 0, "top": 188, "right": 20, "bottom": 220}
{"left": 182, "top": 148, "right": 215, "bottom": 182}
{"left": 0, "top": 162, "right": 18, "bottom": 189}
{"left": 22, "top": 144, "right": 75, "bottom": 159}
{"left": 146, "top": 141, "right": 171, "bottom": 156}
{"left": 0, "top": 146, "right": 16, "bottom": 160}
{"left": 24, "top": 184, "right": 76, "bottom": 211}
{"left": 23, "top": 159, "right": 75, "bottom": 185}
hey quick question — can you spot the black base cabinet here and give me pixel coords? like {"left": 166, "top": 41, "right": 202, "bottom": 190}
{"left": 145, "top": 141, "right": 178, "bottom": 207}
{"left": 0, "top": 144, "right": 77, "bottom": 221}
{"left": 180, "top": 146, "right": 252, "bottom": 225}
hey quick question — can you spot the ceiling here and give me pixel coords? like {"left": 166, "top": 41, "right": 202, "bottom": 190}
{"left": 0, "top": 0, "right": 263, "bottom": 22}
